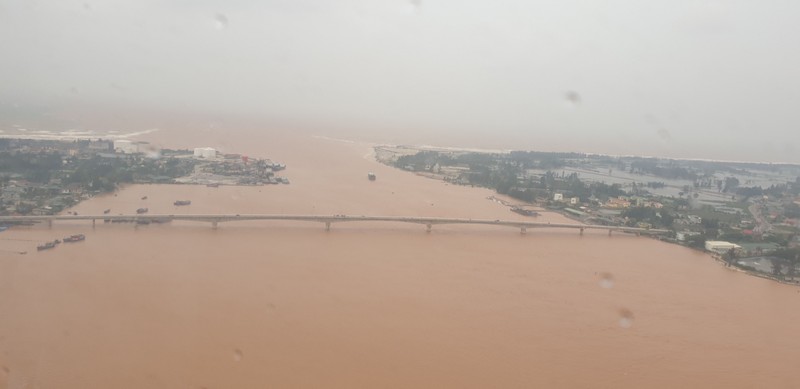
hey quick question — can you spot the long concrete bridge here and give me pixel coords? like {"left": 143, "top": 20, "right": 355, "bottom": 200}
{"left": 0, "top": 214, "right": 671, "bottom": 236}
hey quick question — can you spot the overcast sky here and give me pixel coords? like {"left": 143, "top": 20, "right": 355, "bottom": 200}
{"left": 1, "top": 0, "right": 798, "bottom": 162}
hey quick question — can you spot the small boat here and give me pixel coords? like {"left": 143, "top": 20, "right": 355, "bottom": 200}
{"left": 63, "top": 234, "right": 86, "bottom": 243}
{"left": 174, "top": 200, "right": 191, "bottom": 206}
{"left": 136, "top": 208, "right": 148, "bottom": 214}
{"left": 103, "top": 209, "right": 111, "bottom": 214}
{"left": 141, "top": 196, "right": 148, "bottom": 200}
{"left": 511, "top": 207, "right": 539, "bottom": 217}
{"left": 206, "top": 183, "right": 220, "bottom": 188}
{"left": 37, "top": 242, "right": 57, "bottom": 251}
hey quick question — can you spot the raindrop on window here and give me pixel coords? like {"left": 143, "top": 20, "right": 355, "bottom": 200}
{"left": 214, "top": 14, "right": 229, "bottom": 30}
{"left": 598, "top": 272, "right": 614, "bottom": 289}
{"left": 656, "top": 128, "right": 671, "bottom": 141}
{"left": 565, "top": 91, "right": 581, "bottom": 106}
{"left": 618, "top": 308, "right": 634, "bottom": 328}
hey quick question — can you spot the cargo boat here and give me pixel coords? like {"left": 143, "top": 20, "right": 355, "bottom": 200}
{"left": 511, "top": 207, "right": 539, "bottom": 217}
{"left": 63, "top": 234, "right": 86, "bottom": 243}
{"left": 174, "top": 200, "right": 191, "bottom": 206}
{"left": 37, "top": 241, "right": 57, "bottom": 251}
{"left": 136, "top": 208, "right": 148, "bottom": 214}
{"left": 368, "top": 172, "right": 376, "bottom": 181}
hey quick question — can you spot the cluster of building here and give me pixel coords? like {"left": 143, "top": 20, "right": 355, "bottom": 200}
{"left": 0, "top": 138, "right": 289, "bottom": 216}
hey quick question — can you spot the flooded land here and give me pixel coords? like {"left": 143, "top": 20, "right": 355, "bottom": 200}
{"left": 1, "top": 125, "right": 800, "bottom": 388}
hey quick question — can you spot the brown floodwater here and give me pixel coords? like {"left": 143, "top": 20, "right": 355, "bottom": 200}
{"left": 1, "top": 125, "right": 799, "bottom": 388}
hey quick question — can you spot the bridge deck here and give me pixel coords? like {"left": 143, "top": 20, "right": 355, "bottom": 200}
{"left": 0, "top": 214, "right": 671, "bottom": 234}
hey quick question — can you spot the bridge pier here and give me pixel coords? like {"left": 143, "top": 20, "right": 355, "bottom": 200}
{"left": 47, "top": 219, "right": 52, "bottom": 228}
{"left": 92, "top": 219, "right": 96, "bottom": 228}
{"left": 608, "top": 229, "right": 612, "bottom": 236}
{"left": 580, "top": 227, "right": 584, "bottom": 236}
{"left": 426, "top": 223, "right": 432, "bottom": 233}
{"left": 520, "top": 226, "right": 527, "bottom": 234}
{"left": 325, "top": 222, "right": 331, "bottom": 231}
{"left": 212, "top": 221, "right": 218, "bottom": 230}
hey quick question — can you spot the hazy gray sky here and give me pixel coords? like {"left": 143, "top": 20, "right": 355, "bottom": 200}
{"left": 1, "top": 0, "right": 798, "bottom": 162}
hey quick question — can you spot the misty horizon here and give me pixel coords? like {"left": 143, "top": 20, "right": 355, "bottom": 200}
{"left": 1, "top": 0, "right": 799, "bottom": 163}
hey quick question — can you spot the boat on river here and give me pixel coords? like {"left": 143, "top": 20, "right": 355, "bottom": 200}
{"left": 63, "top": 234, "right": 86, "bottom": 243}
{"left": 37, "top": 241, "right": 57, "bottom": 251}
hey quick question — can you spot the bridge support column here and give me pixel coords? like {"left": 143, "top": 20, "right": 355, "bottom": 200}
{"left": 520, "top": 226, "right": 527, "bottom": 234}
{"left": 580, "top": 227, "right": 584, "bottom": 236}
{"left": 212, "top": 221, "right": 218, "bottom": 230}
{"left": 92, "top": 219, "right": 96, "bottom": 228}
{"left": 608, "top": 229, "right": 612, "bottom": 236}
{"left": 325, "top": 222, "right": 331, "bottom": 231}
{"left": 426, "top": 223, "right": 432, "bottom": 233}
{"left": 47, "top": 219, "right": 52, "bottom": 228}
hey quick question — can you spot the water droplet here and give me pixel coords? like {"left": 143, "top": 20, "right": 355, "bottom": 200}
{"left": 565, "top": 91, "right": 581, "bottom": 106}
{"left": 233, "top": 348, "right": 243, "bottom": 362}
{"left": 618, "top": 309, "right": 634, "bottom": 328}
{"left": 656, "top": 128, "right": 671, "bottom": 141}
{"left": 598, "top": 272, "right": 614, "bottom": 289}
{"left": 214, "top": 13, "right": 228, "bottom": 30}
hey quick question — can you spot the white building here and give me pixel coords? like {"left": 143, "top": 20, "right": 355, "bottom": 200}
{"left": 570, "top": 197, "right": 580, "bottom": 205}
{"left": 193, "top": 147, "right": 217, "bottom": 159}
{"left": 114, "top": 140, "right": 139, "bottom": 154}
{"left": 704, "top": 241, "right": 741, "bottom": 254}
{"left": 553, "top": 193, "right": 564, "bottom": 201}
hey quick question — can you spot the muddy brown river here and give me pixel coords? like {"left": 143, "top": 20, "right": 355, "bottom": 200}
{"left": 1, "top": 124, "right": 799, "bottom": 388}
